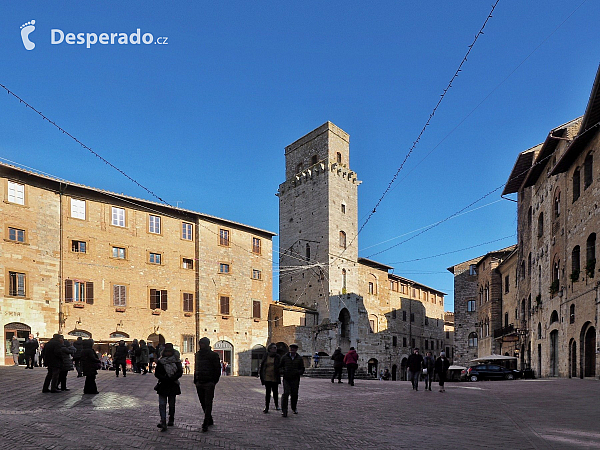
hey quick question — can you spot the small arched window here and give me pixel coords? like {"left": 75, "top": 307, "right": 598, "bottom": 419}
{"left": 584, "top": 151, "right": 593, "bottom": 189}
{"left": 311, "top": 155, "right": 318, "bottom": 165}
{"left": 572, "top": 246, "right": 581, "bottom": 278}
{"left": 554, "top": 189, "right": 561, "bottom": 219}
{"left": 573, "top": 167, "right": 581, "bottom": 202}
{"left": 339, "top": 231, "right": 346, "bottom": 249}
{"left": 586, "top": 233, "right": 596, "bottom": 278}
{"left": 569, "top": 304, "right": 575, "bottom": 324}
{"left": 504, "top": 312, "right": 509, "bottom": 328}
{"left": 305, "top": 243, "right": 311, "bottom": 261}
{"left": 296, "top": 162, "right": 303, "bottom": 174}
{"left": 552, "top": 255, "right": 560, "bottom": 283}
{"left": 537, "top": 212, "right": 544, "bottom": 237}
{"left": 468, "top": 332, "right": 478, "bottom": 347}
{"left": 550, "top": 310, "right": 559, "bottom": 324}
{"left": 342, "top": 269, "right": 347, "bottom": 290}
{"left": 336, "top": 152, "right": 342, "bottom": 164}
{"left": 537, "top": 322, "right": 542, "bottom": 339}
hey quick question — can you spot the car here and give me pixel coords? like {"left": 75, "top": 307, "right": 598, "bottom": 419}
{"left": 460, "top": 364, "right": 522, "bottom": 382}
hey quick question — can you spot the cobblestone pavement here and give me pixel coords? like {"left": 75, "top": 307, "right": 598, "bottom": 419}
{"left": 1, "top": 366, "right": 599, "bottom": 449}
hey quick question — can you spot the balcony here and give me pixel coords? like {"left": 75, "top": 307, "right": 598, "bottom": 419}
{"left": 493, "top": 324, "right": 515, "bottom": 339}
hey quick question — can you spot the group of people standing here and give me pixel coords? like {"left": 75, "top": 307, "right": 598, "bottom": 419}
{"left": 406, "top": 348, "right": 450, "bottom": 392}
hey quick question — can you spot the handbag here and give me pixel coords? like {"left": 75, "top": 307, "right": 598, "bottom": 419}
{"left": 422, "top": 368, "right": 428, "bottom": 375}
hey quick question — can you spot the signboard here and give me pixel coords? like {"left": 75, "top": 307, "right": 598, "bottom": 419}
{"left": 502, "top": 335, "right": 519, "bottom": 342}
{"left": 214, "top": 340, "right": 233, "bottom": 350}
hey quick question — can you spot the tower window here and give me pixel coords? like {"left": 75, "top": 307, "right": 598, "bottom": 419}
{"left": 336, "top": 152, "right": 342, "bottom": 164}
{"left": 311, "top": 155, "right": 318, "bottom": 165}
{"left": 341, "top": 204, "right": 346, "bottom": 214}
{"left": 339, "top": 231, "right": 346, "bottom": 249}
{"left": 305, "top": 243, "right": 310, "bottom": 261}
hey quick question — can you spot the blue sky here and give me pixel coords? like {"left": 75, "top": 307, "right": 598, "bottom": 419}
{"left": 1, "top": 1, "right": 599, "bottom": 311}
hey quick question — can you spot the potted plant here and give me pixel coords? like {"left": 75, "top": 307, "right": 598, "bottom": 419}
{"left": 535, "top": 293, "right": 542, "bottom": 306}
{"left": 549, "top": 280, "right": 559, "bottom": 296}
{"left": 570, "top": 269, "right": 580, "bottom": 283}
{"left": 585, "top": 259, "right": 596, "bottom": 279}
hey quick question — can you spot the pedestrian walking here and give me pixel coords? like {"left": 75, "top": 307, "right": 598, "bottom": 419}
{"left": 331, "top": 347, "right": 345, "bottom": 383}
{"left": 148, "top": 342, "right": 156, "bottom": 373}
{"left": 343, "top": 347, "right": 359, "bottom": 386}
{"left": 23, "top": 334, "right": 39, "bottom": 369}
{"left": 42, "top": 334, "right": 63, "bottom": 393}
{"left": 58, "top": 339, "right": 76, "bottom": 391}
{"left": 184, "top": 358, "right": 191, "bottom": 374}
{"left": 73, "top": 336, "right": 84, "bottom": 377}
{"left": 154, "top": 343, "right": 183, "bottom": 432}
{"left": 435, "top": 351, "right": 450, "bottom": 393}
{"left": 139, "top": 340, "right": 149, "bottom": 374}
{"left": 407, "top": 348, "right": 424, "bottom": 391}
{"left": 131, "top": 339, "right": 140, "bottom": 373}
{"left": 259, "top": 343, "right": 281, "bottom": 413}
{"left": 279, "top": 343, "right": 305, "bottom": 417}
{"left": 80, "top": 339, "right": 101, "bottom": 394}
{"left": 10, "top": 336, "right": 20, "bottom": 366}
{"left": 113, "top": 340, "right": 128, "bottom": 377}
{"left": 193, "top": 337, "right": 221, "bottom": 432}
{"left": 313, "top": 352, "right": 320, "bottom": 368}
{"left": 423, "top": 351, "right": 435, "bottom": 391}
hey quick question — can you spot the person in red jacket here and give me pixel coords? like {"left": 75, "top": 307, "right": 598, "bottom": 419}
{"left": 343, "top": 347, "right": 359, "bottom": 386}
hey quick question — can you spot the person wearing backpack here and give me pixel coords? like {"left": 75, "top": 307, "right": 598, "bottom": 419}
{"left": 154, "top": 343, "right": 183, "bottom": 432}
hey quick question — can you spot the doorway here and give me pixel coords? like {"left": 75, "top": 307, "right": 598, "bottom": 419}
{"left": 550, "top": 330, "right": 558, "bottom": 376}
{"left": 584, "top": 326, "right": 596, "bottom": 377}
{"left": 4, "top": 322, "right": 31, "bottom": 366}
{"left": 214, "top": 340, "right": 233, "bottom": 375}
{"left": 391, "top": 364, "right": 397, "bottom": 381}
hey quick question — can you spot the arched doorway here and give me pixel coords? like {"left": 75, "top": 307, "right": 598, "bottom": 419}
{"left": 367, "top": 358, "right": 378, "bottom": 377}
{"left": 549, "top": 330, "right": 558, "bottom": 376}
{"left": 4, "top": 322, "right": 30, "bottom": 366}
{"left": 338, "top": 308, "right": 351, "bottom": 351}
{"left": 110, "top": 331, "right": 129, "bottom": 339}
{"left": 391, "top": 364, "right": 397, "bottom": 381}
{"left": 147, "top": 333, "right": 165, "bottom": 347}
{"left": 569, "top": 339, "right": 577, "bottom": 378}
{"left": 214, "top": 340, "right": 234, "bottom": 375}
{"left": 68, "top": 330, "right": 92, "bottom": 339}
{"left": 584, "top": 326, "right": 596, "bottom": 378}
{"left": 251, "top": 344, "right": 266, "bottom": 377}
{"left": 400, "top": 357, "right": 408, "bottom": 381}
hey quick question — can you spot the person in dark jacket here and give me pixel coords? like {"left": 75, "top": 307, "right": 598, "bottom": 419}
{"left": 113, "top": 340, "right": 128, "bottom": 377}
{"left": 42, "top": 334, "right": 64, "bottom": 393}
{"left": 24, "top": 334, "right": 39, "bottom": 369}
{"left": 73, "top": 336, "right": 84, "bottom": 377}
{"left": 131, "top": 339, "right": 140, "bottom": 373}
{"left": 279, "top": 343, "right": 305, "bottom": 417}
{"left": 80, "top": 339, "right": 101, "bottom": 394}
{"left": 434, "top": 351, "right": 450, "bottom": 393}
{"left": 58, "top": 339, "right": 76, "bottom": 391}
{"left": 259, "top": 343, "right": 281, "bottom": 413}
{"left": 154, "top": 343, "right": 183, "bottom": 431}
{"left": 331, "top": 347, "right": 345, "bottom": 383}
{"left": 147, "top": 342, "right": 156, "bottom": 373}
{"left": 139, "top": 340, "right": 149, "bottom": 374}
{"left": 407, "top": 348, "right": 424, "bottom": 391}
{"left": 193, "top": 337, "right": 221, "bottom": 432}
{"left": 423, "top": 351, "right": 435, "bottom": 391}
{"left": 343, "top": 347, "right": 359, "bottom": 386}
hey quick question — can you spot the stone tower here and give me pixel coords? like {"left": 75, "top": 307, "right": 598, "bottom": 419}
{"left": 278, "top": 122, "right": 361, "bottom": 349}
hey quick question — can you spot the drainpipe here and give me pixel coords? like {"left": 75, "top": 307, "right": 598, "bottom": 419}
{"left": 58, "top": 184, "right": 64, "bottom": 335}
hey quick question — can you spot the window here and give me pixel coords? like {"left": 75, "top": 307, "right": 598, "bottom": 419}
{"left": 425, "top": 317, "right": 429, "bottom": 326}
{"left": 311, "top": 155, "right": 318, "bottom": 165}
{"left": 410, "top": 313, "right": 415, "bottom": 322}
{"left": 527, "top": 206, "right": 532, "bottom": 228}
{"left": 65, "top": 279, "right": 93, "bottom": 304}
{"left": 342, "top": 269, "right": 347, "bottom": 291}
{"left": 339, "top": 231, "right": 346, "bottom": 249}
{"left": 150, "top": 289, "right": 168, "bottom": 310}
{"left": 528, "top": 253, "right": 532, "bottom": 277}
{"left": 300, "top": 316, "right": 306, "bottom": 326}
{"left": 113, "top": 284, "right": 126, "bottom": 307}
{"left": 252, "top": 269, "right": 262, "bottom": 280}
{"left": 252, "top": 237, "right": 261, "bottom": 254}
{"left": 219, "top": 263, "right": 230, "bottom": 274}
{"left": 305, "top": 243, "right": 311, "bottom": 261}
{"left": 467, "top": 300, "right": 476, "bottom": 312}
{"left": 403, "top": 337, "right": 407, "bottom": 347}
{"left": 182, "top": 222, "right": 193, "bottom": 241}
{"left": 7, "top": 181, "right": 24, "bottom": 205}
{"left": 393, "top": 336, "right": 397, "bottom": 347}
{"left": 573, "top": 167, "right": 581, "bottom": 202}
{"left": 341, "top": 203, "right": 346, "bottom": 214}
{"left": 587, "top": 233, "right": 596, "bottom": 278}
{"left": 368, "top": 282, "right": 374, "bottom": 295}
{"left": 71, "top": 198, "right": 86, "bottom": 219}
{"left": 390, "top": 280, "right": 399, "bottom": 292}
{"left": 469, "top": 264, "right": 477, "bottom": 275}
{"left": 537, "top": 323, "right": 542, "bottom": 339}
{"left": 112, "top": 207, "right": 125, "bottom": 227}
{"left": 336, "top": 152, "right": 342, "bottom": 164}
{"left": 570, "top": 304, "right": 575, "bottom": 324}
{"left": 182, "top": 258, "right": 194, "bottom": 269}
{"left": 392, "top": 309, "right": 397, "bottom": 319}
{"left": 72, "top": 240, "right": 86, "bottom": 253}
{"left": 296, "top": 162, "right": 303, "bottom": 173}
{"left": 537, "top": 212, "right": 544, "bottom": 237}
{"left": 369, "top": 319, "right": 375, "bottom": 333}
{"left": 8, "top": 271, "right": 26, "bottom": 297}
{"left": 424, "top": 340, "right": 428, "bottom": 350}
{"left": 219, "top": 295, "right": 230, "bottom": 315}
{"left": 550, "top": 310, "right": 559, "bottom": 324}
{"left": 252, "top": 300, "right": 261, "bottom": 319}
{"left": 183, "top": 293, "right": 194, "bottom": 312}
{"left": 584, "top": 152, "right": 593, "bottom": 189}
{"left": 505, "top": 312, "right": 509, "bottom": 328}
{"left": 554, "top": 189, "right": 561, "bottom": 219}
{"left": 219, "top": 229, "right": 230, "bottom": 246}
{"left": 149, "top": 215, "right": 161, "bottom": 234}
{"left": 149, "top": 253, "right": 162, "bottom": 264}
{"left": 504, "top": 276, "right": 509, "bottom": 294}
{"left": 412, "top": 339, "right": 416, "bottom": 349}
{"left": 403, "top": 310, "right": 407, "bottom": 321}
{"left": 8, "top": 227, "right": 25, "bottom": 243}
{"left": 468, "top": 332, "right": 478, "bottom": 347}
{"left": 446, "top": 331, "right": 450, "bottom": 339}
{"left": 572, "top": 246, "right": 580, "bottom": 277}
{"left": 182, "top": 335, "right": 194, "bottom": 353}
{"left": 112, "top": 246, "right": 126, "bottom": 259}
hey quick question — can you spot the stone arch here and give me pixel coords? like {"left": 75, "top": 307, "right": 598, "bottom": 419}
{"left": 569, "top": 338, "right": 577, "bottom": 378}
{"left": 580, "top": 323, "right": 596, "bottom": 378}
{"left": 339, "top": 308, "right": 351, "bottom": 340}
{"left": 4, "top": 322, "right": 31, "bottom": 365}
{"left": 110, "top": 331, "right": 129, "bottom": 339}
{"left": 367, "top": 358, "right": 378, "bottom": 377}
{"left": 147, "top": 333, "right": 165, "bottom": 347}
{"left": 549, "top": 310, "right": 559, "bottom": 325}
{"left": 67, "top": 329, "right": 92, "bottom": 338}
{"left": 251, "top": 344, "right": 266, "bottom": 377}
{"left": 400, "top": 357, "right": 408, "bottom": 381}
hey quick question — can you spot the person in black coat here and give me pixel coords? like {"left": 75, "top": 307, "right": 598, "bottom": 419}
{"left": 147, "top": 342, "right": 156, "bottom": 373}
{"left": 130, "top": 339, "right": 140, "bottom": 373}
{"left": 72, "top": 337, "right": 84, "bottom": 377}
{"left": 42, "top": 334, "right": 64, "bottom": 393}
{"left": 407, "top": 348, "right": 424, "bottom": 391}
{"left": 58, "top": 339, "right": 76, "bottom": 391}
{"left": 279, "top": 343, "right": 305, "bottom": 417}
{"left": 330, "top": 347, "right": 345, "bottom": 383}
{"left": 434, "top": 352, "right": 451, "bottom": 393}
{"left": 80, "top": 339, "right": 101, "bottom": 394}
{"left": 193, "top": 337, "right": 221, "bottom": 432}
{"left": 259, "top": 343, "right": 281, "bottom": 413}
{"left": 24, "top": 334, "right": 39, "bottom": 369}
{"left": 113, "top": 340, "right": 128, "bottom": 377}
{"left": 154, "top": 343, "right": 183, "bottom": 431}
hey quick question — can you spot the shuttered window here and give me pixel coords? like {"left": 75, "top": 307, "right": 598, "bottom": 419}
{"left": 64, "top": 279, "right": 93, "bottom": 304}
{"left": 113, "top": 285, "right": 126, "bottom": 306}
{"left": 150, "top": 289, "right": 168, "bottom": 311}
{"left": 183, "top": 293, "right": 194, "bottom": 312}
{"left": 7, "top": 181, "right": 25, "bottom": 205}
{"left": 220, "top": 296, "right": 230, "bottom": 315}
{"left": 252, "top": 300, "right": 261, "bottom": 319}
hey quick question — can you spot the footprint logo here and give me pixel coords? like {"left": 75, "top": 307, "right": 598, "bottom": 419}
{"left": 20, "top": 20, "right": 36, "bottom": 50}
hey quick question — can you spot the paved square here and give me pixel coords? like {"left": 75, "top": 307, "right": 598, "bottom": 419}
{"left": 1, "top": 367, "right": 599, "bottom": 449}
